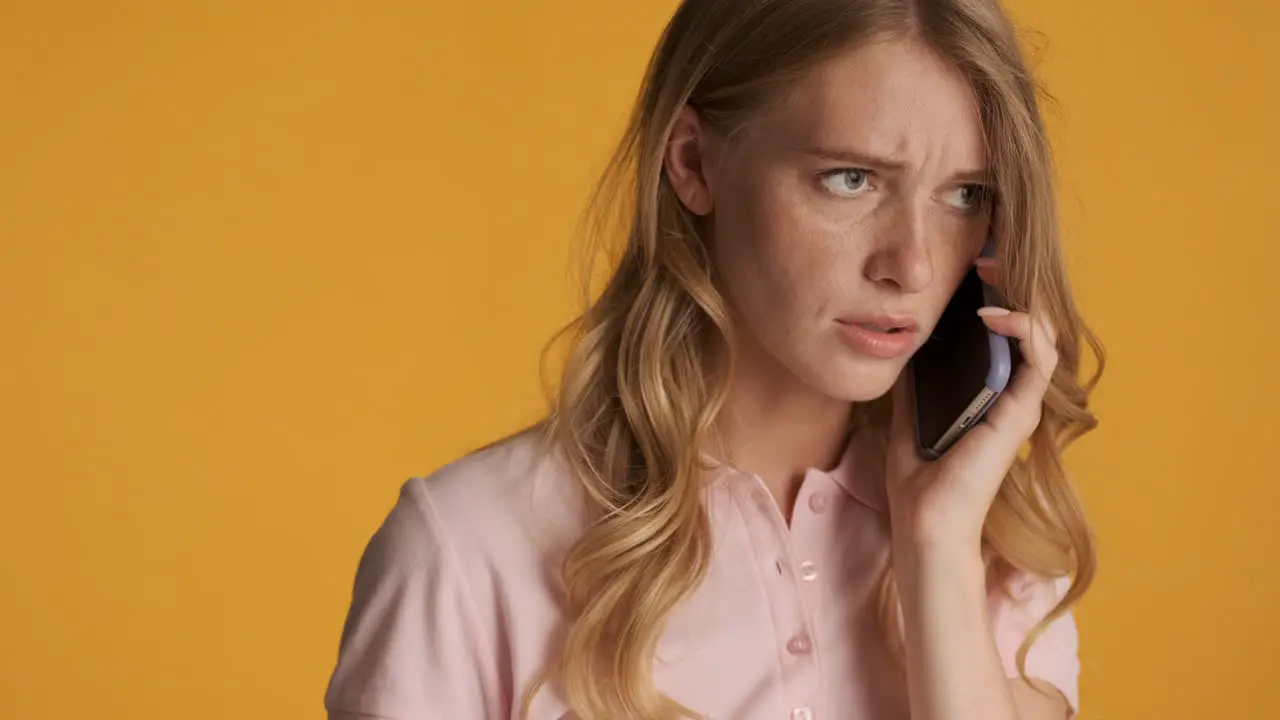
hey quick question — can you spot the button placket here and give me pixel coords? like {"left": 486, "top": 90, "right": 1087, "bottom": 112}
{"left": 791, "top": 487, "right": 833, "bottom": 604}
{"left": 786, "top": 473, "right": 844, "bottom": 720}
{"left": 793, "top": 491, "right": 828, "bottom": 586}
{"left": 734, "top": 469, "right": 828, "bottom": 720}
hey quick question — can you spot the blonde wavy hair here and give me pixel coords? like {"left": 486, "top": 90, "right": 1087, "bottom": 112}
{"left": 522, "top": 0, "right": 1103, "bottom": 717}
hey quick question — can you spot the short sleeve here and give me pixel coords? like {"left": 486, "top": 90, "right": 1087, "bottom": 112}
{"left": 324, "top": 479, "right": 503, "bottom": 720}
{"left": 990, "top": 573, "right": 1080, "bottom": 716}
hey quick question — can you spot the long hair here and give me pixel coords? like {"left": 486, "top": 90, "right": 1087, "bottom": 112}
{"left": 524, "top": 1, "right": 1103, "bottom": 717}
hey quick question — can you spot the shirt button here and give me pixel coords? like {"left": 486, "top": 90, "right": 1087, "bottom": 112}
{"left": 798, "top": 560, "right": 818, "bottom": 581}
{"left": 791, "top": 708, "right": 814, "bottom": 720}
{"left": 786, "top": 633, "right": 813, "bottom": 656}
{"left": 808, "top": 492, "right": 829, "bottom": 513}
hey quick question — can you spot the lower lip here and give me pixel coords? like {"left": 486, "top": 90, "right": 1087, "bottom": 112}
{"left": 835, "top": 321, "right": 917, "bottom": 359}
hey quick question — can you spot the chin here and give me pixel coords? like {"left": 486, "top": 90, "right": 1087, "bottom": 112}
{"left": 807, "top": 355, "right": 906, "bottom": 403}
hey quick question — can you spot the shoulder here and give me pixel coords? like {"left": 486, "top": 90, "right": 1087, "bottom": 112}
{"left": 324, "top": 429, "right": 585, "bottom": 719}
{"left": 352, "top": 428, "right": 583, "bottom": 567}
{"left": 357, "top": 428, "right": 588, "bottom": 606}
{"left": 406, "top": 428, "right": 589, "bottom": 561}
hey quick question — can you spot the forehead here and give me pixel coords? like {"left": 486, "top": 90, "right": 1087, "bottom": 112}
{"left": 748, "top": 39, "right": 987, "bottom": 170}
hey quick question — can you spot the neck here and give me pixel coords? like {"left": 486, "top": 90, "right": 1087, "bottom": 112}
{"left": 710, "top": 343, "right": 853, "bottom": 519}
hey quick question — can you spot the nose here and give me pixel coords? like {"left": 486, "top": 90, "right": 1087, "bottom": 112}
{"left": 863, "top": 204, "right": 933, "bottom": 294}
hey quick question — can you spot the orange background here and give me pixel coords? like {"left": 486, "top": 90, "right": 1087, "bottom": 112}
{"left": 2, "top": 1, "right": 1276, "bottom": 718}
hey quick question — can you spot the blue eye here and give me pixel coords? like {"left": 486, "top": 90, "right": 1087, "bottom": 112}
{"left": 820, "top": 169, "right": 872, "bottom": 197}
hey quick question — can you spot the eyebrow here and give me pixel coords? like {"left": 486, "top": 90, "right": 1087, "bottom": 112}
{"left": 802, "top": 146, "right": 991, "bottom": 184}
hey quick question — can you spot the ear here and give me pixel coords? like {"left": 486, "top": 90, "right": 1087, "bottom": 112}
{"left": 663, "top": 104, "right": 717, "bottom": 216}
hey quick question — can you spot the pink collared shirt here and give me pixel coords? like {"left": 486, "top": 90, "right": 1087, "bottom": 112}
{"left": 325, "top": 430, "right": 1079, "bottom": 719}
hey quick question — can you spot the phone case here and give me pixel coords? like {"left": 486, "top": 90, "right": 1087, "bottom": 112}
{"left": 914, "top": 276, "right": 1015, "bottom": 460}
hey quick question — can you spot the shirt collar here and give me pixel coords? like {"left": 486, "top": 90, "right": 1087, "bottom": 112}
{"left": 702, "top": 429, "right": 888, "bottom": 513}
{"left": 825, "top": 429, "right": 888, "bottom": 512}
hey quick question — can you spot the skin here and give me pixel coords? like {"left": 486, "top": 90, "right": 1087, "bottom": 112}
{"left": 664, "top": 38, "right": 1069, "bottom": 720}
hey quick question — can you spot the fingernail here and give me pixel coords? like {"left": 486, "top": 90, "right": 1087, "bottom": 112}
{"left": 974, "top": 257, "right": 998, "bottom": 267}
{"left": 977, "top": 306, "right": 1010, "bottom": 317}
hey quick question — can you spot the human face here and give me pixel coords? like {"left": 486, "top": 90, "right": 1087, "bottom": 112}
{"left": 702, "top": 38, "right": 992, "bottom": 403}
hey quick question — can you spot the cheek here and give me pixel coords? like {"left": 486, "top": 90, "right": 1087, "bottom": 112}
{"left": 712, "top": 176, "right": 837, "bottom": 324}
{"left": 922, "top": 239, "right": 983, "bottom": 320}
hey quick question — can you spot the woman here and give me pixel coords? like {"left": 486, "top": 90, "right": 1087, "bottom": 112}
{"left": 325, "top": 0, "right": 1102, "bottom": 718}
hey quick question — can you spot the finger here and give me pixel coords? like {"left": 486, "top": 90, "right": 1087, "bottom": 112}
{"left": 977, "top": 309, "right": 1058, "bottom": 390}
{"left": 979, "top": 309, "right": 1059, "bottom": 437}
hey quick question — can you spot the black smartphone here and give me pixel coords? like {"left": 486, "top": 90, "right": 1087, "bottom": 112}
{"left": 910, "top": 265, "right": 1018, "bottom": 460}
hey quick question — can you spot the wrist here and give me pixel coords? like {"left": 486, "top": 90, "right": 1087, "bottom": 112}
{"left": 891, "top": 534, "right": 986, "bottom": 588}
{"left": 888, "top": 507, "right": 984, "bottom": 560}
